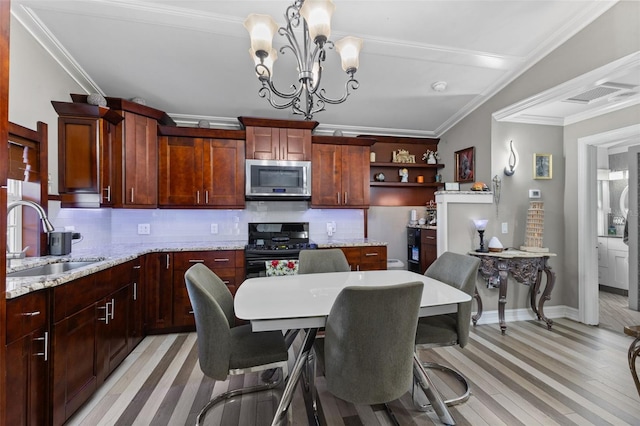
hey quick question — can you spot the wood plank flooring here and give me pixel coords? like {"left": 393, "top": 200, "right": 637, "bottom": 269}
{"left": 599, "top": 290, "right": 640, "bottom": 334}
{"left": 66, "top": 317, "right": 640, "bottom": 426}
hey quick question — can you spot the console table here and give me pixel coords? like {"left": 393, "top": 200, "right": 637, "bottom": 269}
{"left": 469, "top": 250, "right": 557, "bottom": 334}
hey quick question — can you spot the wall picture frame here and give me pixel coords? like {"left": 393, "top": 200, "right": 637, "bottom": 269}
{"left": 533, "top": 153, "right": 552, "bottom": 179}
{"left": 454, "top": 146, "right": 475, "bottom": 182}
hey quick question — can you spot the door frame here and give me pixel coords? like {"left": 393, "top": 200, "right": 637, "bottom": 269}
{"left": 577, "top": 124, "right": 640, "bottom": 324}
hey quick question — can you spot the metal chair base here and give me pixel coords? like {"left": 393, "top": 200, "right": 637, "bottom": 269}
{"left": 196, "top": 368, "right": 284, "bottom": 426}
{"left": 412, "top": 362, "right": 470, "bottom": 411}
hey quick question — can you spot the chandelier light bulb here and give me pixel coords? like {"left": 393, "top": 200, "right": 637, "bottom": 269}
{"left": 244, "top": 14, "right": 278, "bottom": 55}
{"left": 300, "top": 0, "right": 335, "bottom": 44}
{"left": 335, "top": 36, "right": 363, "bottom": 73}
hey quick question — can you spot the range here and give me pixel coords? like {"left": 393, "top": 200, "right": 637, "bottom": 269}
{"left": 245, "top": 222, "right": 317, "bottom": 278}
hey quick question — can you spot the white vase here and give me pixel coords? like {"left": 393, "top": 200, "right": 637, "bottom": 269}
{"left": 427, "top": 154, "right": 437, "bottom": 164}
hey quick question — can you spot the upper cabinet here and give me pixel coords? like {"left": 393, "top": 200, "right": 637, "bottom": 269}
{"left": 52, "top": 101, "right": 123, "bottom": 208}
{"left": 158, "top": 126, "right": 245, "bottom": 208}
{"left": 364, "top": 135, "right": 443, "bottom": 206}
{"left": 53, "top": 95, "right": 175, "bottom": 208}
{"left": 239, "top": 116, "right": 318, "bottom": 161}
{"left": 311, "top": 136, "right": 373, "bottom": 208}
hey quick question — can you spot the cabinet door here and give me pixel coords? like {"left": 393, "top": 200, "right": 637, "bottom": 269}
{"left": 122, "top": 112, "right": 157, "bottom": 207}
{"left": 58, "top": 117, "right": 98, "bottom": 194}
{"left": 158, "top": 136, "right": 201, "bottom": 206}
{"left": 312, "top": 144, "right": 342, "bottom": 206}
{"left": 130, "top": 261, "right": 144, "bottom": 348}
{"left": 99, "top": 119, "right": 116, "bottom": 207}
{"left": 203, "top": 138, "right": 245, "bottom": 207}
{"left": 6, "top": 327, "right": 48, "bottom": 426}
{"left": 144, "top": 252, "right": 174, "bottom": 332}
{"left": 51, "top": 304, "right": 98, "bottom": 426}
{"left": 101, "top": 285, "right": 130, "bottom": 376}
{"left": 280, "top": 128, "right": 311, "bottom": 160}
{"left": 341, "top": 145, "right": 370, "bottom": 207}
{"left": 421, "top": 229, "right": 437, "bottom": 272}
{"left": 246, "top": 126, "right": 279, "bottom": 159}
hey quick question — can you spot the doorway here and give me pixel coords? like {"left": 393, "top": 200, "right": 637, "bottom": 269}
{"left": 577, "top": 124, "right": 640, "bottom": 325}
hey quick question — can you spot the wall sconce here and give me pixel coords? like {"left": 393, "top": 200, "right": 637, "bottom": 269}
{"left": 504, "top": 140, "right": 517, "bottom": 176}
{"left": 473, "top": 219, "right": 489, "bottom": 253}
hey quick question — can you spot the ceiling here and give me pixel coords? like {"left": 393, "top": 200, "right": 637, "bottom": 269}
{"left": 11, "top": 0, "right": 639, "bottom": 137}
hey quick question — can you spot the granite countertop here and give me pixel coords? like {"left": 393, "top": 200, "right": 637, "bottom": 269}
{"left": 406, "top": 224, "right": 437, "bottom": 230}
{"left": 5, "top": 239, "right": 388, "bottom": 299}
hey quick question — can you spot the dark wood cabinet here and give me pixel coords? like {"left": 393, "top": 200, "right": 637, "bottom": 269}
{"left": 51, "top": 262, "right": 138, "bottom": 426}
{"left": 158, "top": 127, "right": 245, "bottom": 208}
{"left": 239, "top": 116, "right": 318, "bottom": 161}
{"left": 115, "top": 111, "right": 158, "bottom": 207}
{"left": 129, "top": 259, "right": 144, "bottom": 348}
{"left": 339, "top": 246, "right": 387, "bottom": 271}
{"left": 145, "top": 250, "right": 245, "bottom": 332}
{"left": 144, "top": 252, "right": 174, "bottom": 333}
{"left": 5, "top": 290, "right": 49, "bottom": 426}
{"left": 51, "top": 101, "right": 123, "bottom": 208}
{"left": 421, "top": 229, "right": 438, "bottom": 271}
{"left": 311, "top": 140, "right": 370, "bottom": 208}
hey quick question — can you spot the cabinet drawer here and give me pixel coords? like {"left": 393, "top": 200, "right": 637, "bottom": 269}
{"left": 6, "top": 290, "right": 48, "bottom": 344}
{"left": 53, "top": 274, "right": 97, "bottom": 323}
{"left": 422, "top": 229, "right": 437, "bottom": 245}
{"left": 173, "top": 251, "right": 237, "bottom": 270}
{"left": 360, "top": 246, "right": 387, "bottom": 270}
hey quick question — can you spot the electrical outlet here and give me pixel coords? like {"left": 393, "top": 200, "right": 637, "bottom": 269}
{"left": 326, "top": 222, "right": 334, "bottom": 236}
{"left": 501, "top": 222, "right": 508, "bottom": 234}
{"left": 210, "top": 223, "right": 218, "bottom": 234}
{"left": 137, "top": 224, "right": 151, "bottom": 235}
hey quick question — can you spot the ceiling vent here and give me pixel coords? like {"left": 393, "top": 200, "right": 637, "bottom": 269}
{"left": 563, "top": 81, "right": 638, "bottom": 104}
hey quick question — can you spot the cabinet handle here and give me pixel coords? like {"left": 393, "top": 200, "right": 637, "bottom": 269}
{"left": 133, "top": 265, "right": 141, "bottom": 269}
{"left": 337, "top": 192, "right": 341, "bottom": 204}
{"left": 344, "top": 192, "right": 348, "bottom": 204}
{"left": 110, "top": 298, "right": 115, "bottom": 320}
{"left": 166, "top": 254, "right": 170, "bottom": 270}
{"left": 188, "top": 259, "right": 205, "bottom": 263}
{"left": 98, "top": 304, "right": 109, "bottom": 324}
{"left": 133, "top": 282, "right": 137, "bottom": 301}
{"left": 214, "top": 258, "right": 230, "bottom": 262}
{"left": 34, "top": 331, "right": 48, "bottom": 361}
{"left": 196, "top": 191, "right": 200, "bottom": 204}
{"left": 130, "top": 188, "right": 134, "bottom": 203}
{"left": 364, "top": 253, "right": 378, "bottom": 257}
{"left": 21, "top": 311, "right": 40, "bottom": 317}
{"left": 188, "top": 310, "right": 194, "bottom": 315}
{"left": 281, "top": 147, "right": 285, "bottom": 159}
{"left": 425, "top": 236, "right": 436, "bottom": 240}
{"left": 222, "top": 280, "right": 230, "bottom": 284}
{"left": 205, "top": 191, "right": 209, "bottom": 204}
{"left": 103, "top": 186, "right": 111, "bottom": 202}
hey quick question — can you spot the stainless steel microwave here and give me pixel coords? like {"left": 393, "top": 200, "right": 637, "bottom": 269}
{"left": 245, "top": 159, "right": 311, "bottom": 200}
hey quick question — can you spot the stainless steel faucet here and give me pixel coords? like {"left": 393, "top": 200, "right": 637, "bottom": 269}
{"left": 6, "top": 200, "right": 55, "bottom": 264}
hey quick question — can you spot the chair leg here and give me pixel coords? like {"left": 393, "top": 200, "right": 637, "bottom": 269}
{"left": 412, "top": 362, "right": 470, "bottom": 409}
{"left": 196, "top": 368, "right": 284, "bottom": 426}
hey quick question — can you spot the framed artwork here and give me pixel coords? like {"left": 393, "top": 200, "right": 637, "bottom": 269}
{"left": 533, "top": 153, "right": 552, "bottom": 179}
{"left": 454, "top": 146, "right": 475, "bottom": 182}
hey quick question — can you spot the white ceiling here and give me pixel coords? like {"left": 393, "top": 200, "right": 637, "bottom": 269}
{"left": 11, "top": 0, "right": 638, "bottom": 137}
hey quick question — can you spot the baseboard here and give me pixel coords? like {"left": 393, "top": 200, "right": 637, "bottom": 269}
{"left": 472, "top": 305, "right": 578, "bottom": 325}
{"left": 599, "top": 285, "right": 628, "bottom": 296}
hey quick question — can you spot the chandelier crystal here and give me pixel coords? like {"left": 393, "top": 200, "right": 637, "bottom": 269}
{"left": 244, "top": 0, "right": 362, "bottom": 120}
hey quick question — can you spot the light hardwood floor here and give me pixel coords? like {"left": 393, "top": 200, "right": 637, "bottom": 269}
{"left": 66, "top": 316, "right": 640, "bottom": 426}
{"left": 599, "top": 290, "right": 640, "bottom": 334}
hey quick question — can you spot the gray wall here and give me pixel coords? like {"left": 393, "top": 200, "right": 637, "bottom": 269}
{"left": 440, "top": 1, "right": 640, "bottom": 310}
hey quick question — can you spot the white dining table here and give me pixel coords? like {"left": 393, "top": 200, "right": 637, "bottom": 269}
{"left": 234, "top": 269, "right": 470, "bottom": 426}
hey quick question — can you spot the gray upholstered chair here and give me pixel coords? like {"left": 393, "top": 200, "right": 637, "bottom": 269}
{"left": 324, "top": 281, "right": 424, "bottom": 412}
{"left": 298, "top": 248, "right": 351, "bottom": 274}
{"left": 414, "top": 251, "right": 480, "bottom": 408}
{"left": 297, "top": 248, "right": 351, "bottom": 405}
{"left": 184, "top": 263, "right": 289, "bottom": 425}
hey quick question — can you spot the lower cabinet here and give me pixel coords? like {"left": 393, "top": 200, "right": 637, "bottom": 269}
{"left": 339, "top": 245, "right": 387, "bottom": 271}
{"left": 50, "top": 261, "right": 140, "bottom": 426}
{"left": 5, "top": 290, "right": 49, "bottom": 426}
{"left": 421, "top": 229, "right": 437, "bottom": 271}
{"left": 145, "top": 250, "right": 245, "bottom": 333}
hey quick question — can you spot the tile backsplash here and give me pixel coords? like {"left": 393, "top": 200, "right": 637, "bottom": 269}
{"left": 48, "top": 201, "right": 366, "bottom": 249}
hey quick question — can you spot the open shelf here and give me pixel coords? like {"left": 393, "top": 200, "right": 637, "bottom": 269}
{"left": 370, "top": 182, "right": 442, "bottom": 187}
{"left": 371, "top": 162, "right": 445, "bottom": 169}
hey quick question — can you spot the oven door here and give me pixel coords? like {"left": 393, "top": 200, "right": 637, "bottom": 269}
{"left": 246, "top": 257, "right": 269, "bottom": 279}
{"left": 245, "top": 248, "right": 303, "bottom": 279}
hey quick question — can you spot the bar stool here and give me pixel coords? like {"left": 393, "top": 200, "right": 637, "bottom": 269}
{"left": 624, "top": 325, "right": 640, "bottom": 397}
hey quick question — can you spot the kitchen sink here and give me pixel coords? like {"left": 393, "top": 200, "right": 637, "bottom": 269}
{"left": 7, "top": 261, "right": 99, "bottom": 277}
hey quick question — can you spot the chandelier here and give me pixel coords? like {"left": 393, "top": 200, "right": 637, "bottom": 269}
{"left": 244, "top": 0, "right": 363, "bottom": 120}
